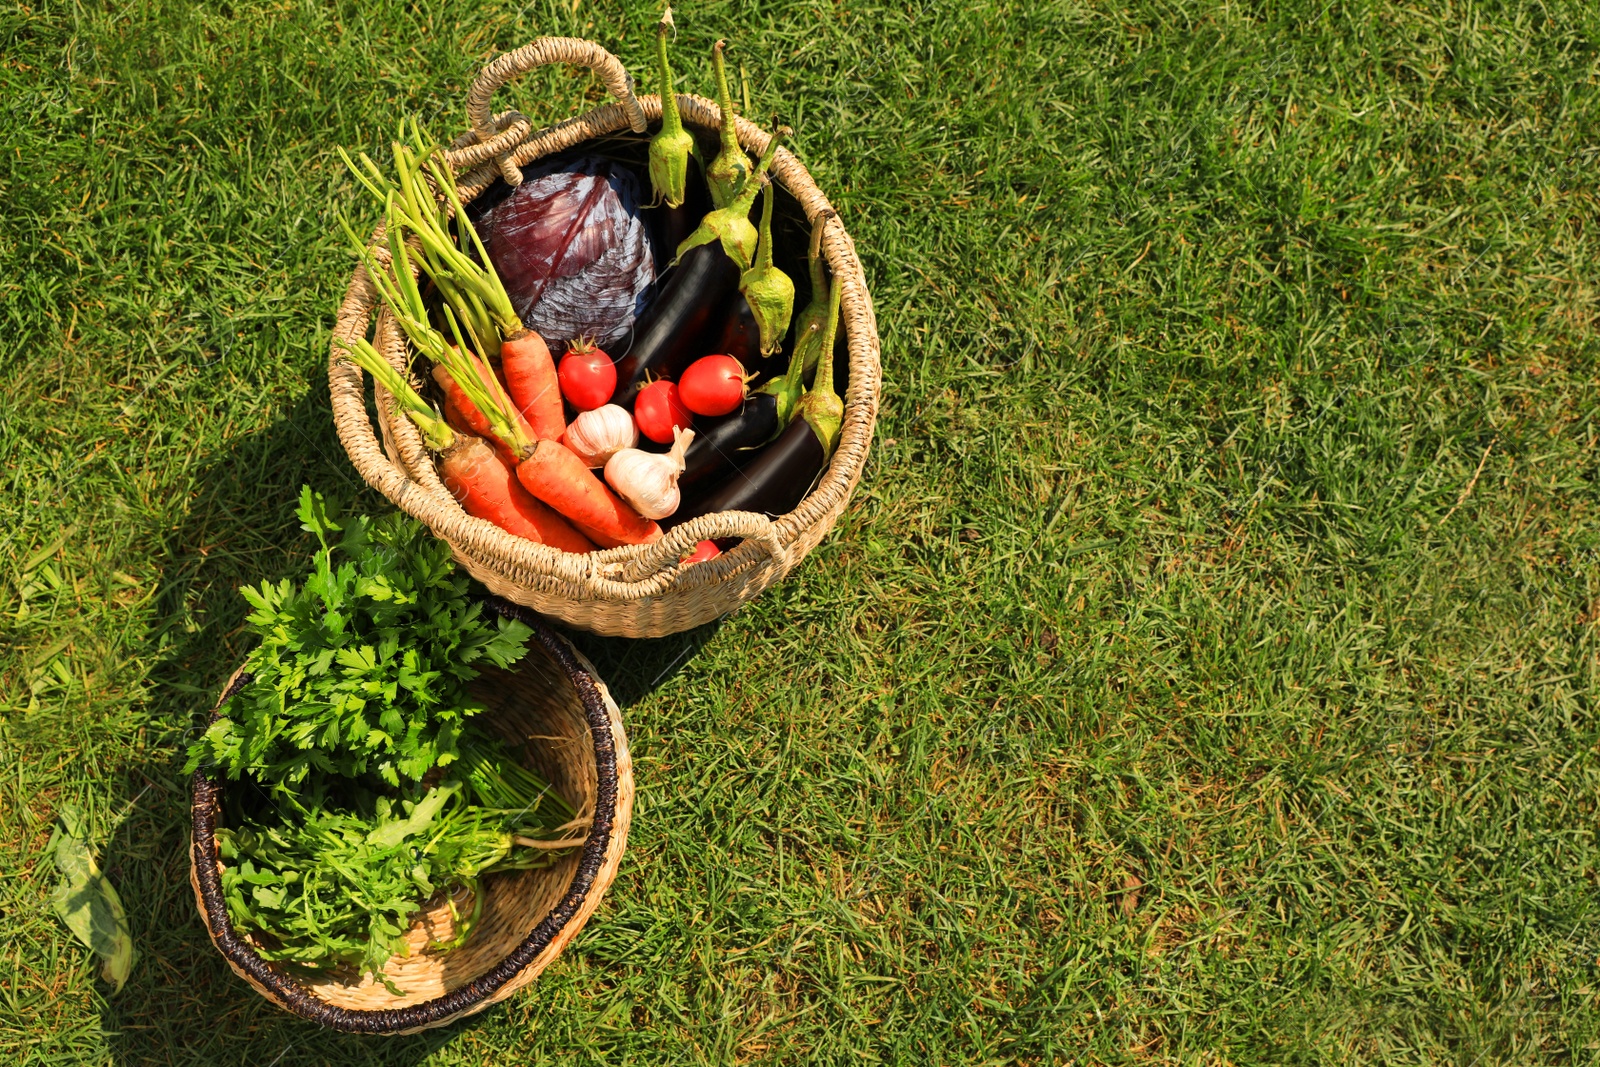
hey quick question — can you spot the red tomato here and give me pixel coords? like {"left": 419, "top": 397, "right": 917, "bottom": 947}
{"left": 634, "top": 380, "right": 694, "bottom": 444}
{"left": 680, "top": 539, "right": 722, "bottom": 565}
{"left": 558, "top": 341, "right": 617, "bottom": 412}
{"left": 677, "top": 354, "right": 748, "bottom": 417}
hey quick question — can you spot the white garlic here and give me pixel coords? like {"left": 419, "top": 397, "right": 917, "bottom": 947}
{"left": 564, "top": 404, "right": 638, "bottom": 468}
{"left": 605, "top": 427, "right": 695, "bottom": 519}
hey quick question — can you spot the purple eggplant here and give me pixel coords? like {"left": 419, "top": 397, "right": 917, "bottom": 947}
{"left": 647, "top": 8, "right": 699, "bottom": 208}
{"left": 712, "top": 294, "right": 769, "bottom": 375}
{"left": 676, "top": 393, "right": 781, "bottom": 495}
{"left": 664, "top": 271, "right": 843, "bottom": 528}
{"left": 610, "top": 243, "right": 741, "bottom": 408}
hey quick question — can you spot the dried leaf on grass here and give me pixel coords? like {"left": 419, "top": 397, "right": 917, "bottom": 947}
{"left": 47, "top": 804, "right": 136, "bottom": 993}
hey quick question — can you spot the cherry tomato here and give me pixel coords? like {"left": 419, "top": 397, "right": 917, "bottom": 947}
{"left": 677, "top": 354, "right": 748, "bottom": 417}
{"left": 680, "top": 540, "right": 722, "bottom": 565}
{"left": 634, "top": 380, "right": 694, "bottom": 444}
{"left": 558, "top": 340, "right": 617, "bottom": 412}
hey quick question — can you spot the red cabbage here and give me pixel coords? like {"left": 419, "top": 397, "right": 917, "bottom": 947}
{"left": 473, "top": 158, "right": 655, "bottom": 348}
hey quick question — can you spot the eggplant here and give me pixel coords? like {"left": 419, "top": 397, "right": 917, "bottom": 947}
{"left": 677, "top": 393, "right": 780, "bottom": 495}
{"left": 789, "top": 212, "right": 836, "bottom": 381}
{"left": 647, "top": 10, "right": 698, "bottom": 209}
{"left": 610, "top": 243, "right": 741, "bottom": 408}
{"left": 713, "top": 293, "right": 769, "bottom": 374}
{"left": 736, "top": 180, "right": 795, "bottom": 359}
{"left": 665, "top": 413, "right": 824, "bottom": 529}
{"left": 705, "top": 41, "right": 748, "bottom": 210}
{"left": 663, "top": 273, "right": 844, "bottom": 530}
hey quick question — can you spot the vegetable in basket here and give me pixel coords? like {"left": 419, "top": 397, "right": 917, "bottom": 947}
{"left": 341, "top": 339, "right": 595, "bottom": 552}
{"left": 336, "top": 227, "right": 594, "bottom": 553}
{"left": 184, "top": 489, "right": 537, "bottom": 789}
{"left": 341, "top": 130, "right": 664, "bottom": 547}
{"left": 712, "top": 291, "right": 765, "bottom": 375}
{"left": 790, "top": 211, "right": 837, "bottom": 381}
{"left": 666, "top": 271, "right": 843, "bottom": 527}
{"left": 563, "top": 404, "right": 638, "bottom": 468}
{"left": 678, "top": 354, "right": 749, "bottom": 418}
{"left": 218, "top": 745, "right": 581, "bottom": 986}
{"left": 610, "top": 242, "right": 742, "bottom": 409}
{"left": 675, "top": 340, "right": 804, "bottom": 495}
{"left": 635, "top": 379, "right": 695, "bottom": 444}
{"left": 676, "top": 126, "right": 790, "bottom": 271}
{"left": 186, "top": 493, "right": 586, "bottom": 986}
{"left": 557, "top": 339, "right": 617, "bottom": 412}
{"left": 737, "top": 179, "right": 794, "bottom": 357}
{"left": 472, "top": 156, "right": 655, "bottom": 349}
{"left": 705, "top": 40, "right": 748, "bottom": 209}
{"left": 605, "top": 427, "right": 695, "bottom": 520}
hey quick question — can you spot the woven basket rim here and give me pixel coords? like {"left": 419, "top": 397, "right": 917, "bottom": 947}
{"left": 354, "top": 99, "right": 876, "bottom": 592}
{"left": 328, "top": 36, "right": 881, "bottom": 636}
{"left": 189, "top": 598, "right": 620, "bottom": 1034}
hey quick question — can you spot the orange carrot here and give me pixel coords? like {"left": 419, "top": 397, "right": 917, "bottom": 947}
{"left": 515, "top": 440, "right": 662, "bottom": 546}
{"left": 337, "top": 336, "right": 593, "bottom": 552}
{"left": 443, "top": 382, "right": 519, "bottom": 468}
{"left": 501, "top": 330, "right": 567, "bottom": 441}
{"left": 440, "top": 435, "right": 596, "bottom": 553}
{"left": 470, "top": 350, "right": 537, "bottom": 444}
{"left": 569, "top": 518, "right": 635, "bottom": 551}
{"left": 434, "top": 364, "right": 500, "bottom": 442}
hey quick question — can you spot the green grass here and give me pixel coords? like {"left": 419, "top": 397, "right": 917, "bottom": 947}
{"left": 3, "top": 0, "right": 1600, "bottom": 1062}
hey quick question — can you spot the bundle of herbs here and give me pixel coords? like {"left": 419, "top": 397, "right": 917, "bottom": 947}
{"left": 187, "top": 489, "right": 584, "bottom": 988}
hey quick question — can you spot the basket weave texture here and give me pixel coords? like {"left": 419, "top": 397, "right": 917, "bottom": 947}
{"left": 189, "top": 600, "right": 633, "bottom": 1034}
{"left": 329, "top": 36, "right": 881, "bottom": 637}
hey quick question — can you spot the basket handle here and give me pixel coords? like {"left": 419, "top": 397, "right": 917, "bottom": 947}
{"left": 608, "top": 511, "right": 787, "bottom": 583}
{"left": 463, "top": 37, "right": 648, "bottom": 186}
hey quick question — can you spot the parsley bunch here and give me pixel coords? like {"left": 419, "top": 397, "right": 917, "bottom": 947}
{"left": 186, "top": 488, "right": 533, "bottom": 788}
{"left": 218, "top": 740, "right": 577, "bottom": 985}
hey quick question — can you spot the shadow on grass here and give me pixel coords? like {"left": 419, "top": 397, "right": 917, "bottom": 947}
{"left": 93, "top": 385, "right": 715, "bottom": 1065}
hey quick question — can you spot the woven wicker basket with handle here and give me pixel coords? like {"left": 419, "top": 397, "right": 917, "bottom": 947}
{"left": 190, "top": 600, "right": 632, "bottom": 1034}
{"left": 329, "top": 36, "right": 881, "bottom": 637}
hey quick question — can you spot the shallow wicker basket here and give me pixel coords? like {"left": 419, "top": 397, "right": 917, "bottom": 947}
{"left": 189, "top": 599, "right": 632, "bottom": 1034}
{"left": 329, "top": 36, "right": 881, "bottom": 638}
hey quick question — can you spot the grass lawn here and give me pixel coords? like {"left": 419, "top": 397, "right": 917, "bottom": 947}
{"left": 4, "top": 0, "right": 1600, "bottom": 1062}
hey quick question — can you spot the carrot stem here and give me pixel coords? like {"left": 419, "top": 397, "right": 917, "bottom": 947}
{"left": 335, "top": 338, "right": 455, "bottom": 452}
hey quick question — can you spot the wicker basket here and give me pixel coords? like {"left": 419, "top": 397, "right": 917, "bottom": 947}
{"left": 189, "top": 599, "right": 632, "bottom": 1034}
{"left": 329, "top": 36, "right": 881, "bottom": 638}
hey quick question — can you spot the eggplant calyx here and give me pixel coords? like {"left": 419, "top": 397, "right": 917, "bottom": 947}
{"left": 648, "top": 9, "right": 698, "bottom": 208}
{"left": 705, "top": 40, "right": 748, "bottom": 209}
{"left": 674, "top": 127, "right": 790, "bottom": 270}
{"left": 797, "top": 387, "right": 843, "bottom": 458}
{"left": 793, "top": 269, "right": 845, "bottom": 457}
{"left": 790, "top": 210, "right": 836, "bottom": 380}
{"left": 738, "top": 180, "right": 795, "bottom": 356}
{"left": 756, "top": 358, "right": 803, "bottom": 429}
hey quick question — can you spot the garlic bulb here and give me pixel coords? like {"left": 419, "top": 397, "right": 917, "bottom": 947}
{"left": 605, "top": 427, "right": 695, "bottom": 519}
{"left": 565, "top": 404, "right": 638, "bottom": 468}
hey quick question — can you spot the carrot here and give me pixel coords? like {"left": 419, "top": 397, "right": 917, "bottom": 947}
{"left": 441, "top": 390, "right": 477, "bottom": 439}
{"left": 440, "top": 435, "right": 596, "bottom": 553}
{"left": 501, "top": 330, "right": 566, "bottom": 441}
{"left": 515, "top": 440, "right": 663, "bottom": 546}
{"left": 470, "top": 349, "right": 537, "bottom": 444}
{"left": 434, "top": 364, "right": 498, "bottom": 441}
{"left": 336, "top": 337, "right": 594, "bottom": 554}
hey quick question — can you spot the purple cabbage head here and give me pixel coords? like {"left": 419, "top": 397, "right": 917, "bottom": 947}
{"left": 473, "top": 157, "right": 655, "bottom": 348}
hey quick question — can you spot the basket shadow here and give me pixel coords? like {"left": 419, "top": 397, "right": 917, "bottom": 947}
{"left": 558, "top": 615, "right": 725, "bottom": 712}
